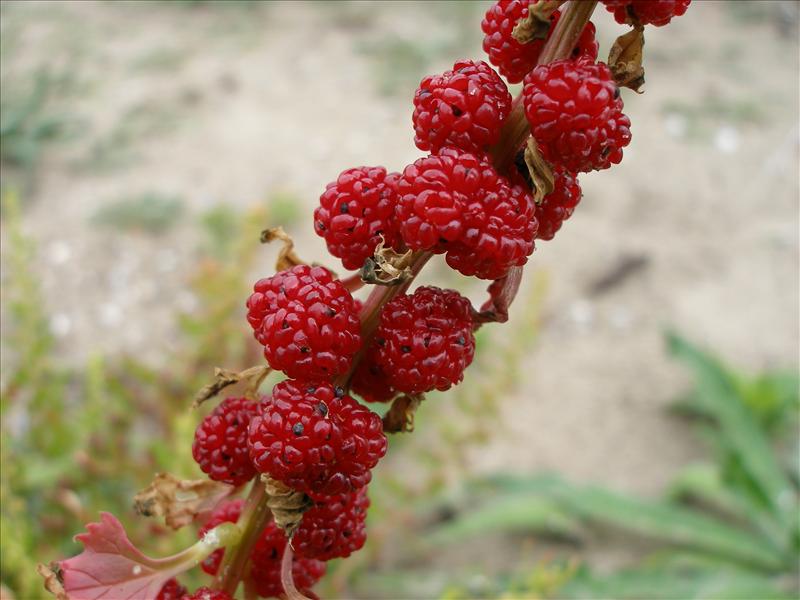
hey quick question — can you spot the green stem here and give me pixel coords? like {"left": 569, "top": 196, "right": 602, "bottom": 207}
{"left": 215, "top": 479, "right": 271, "bottom": 596}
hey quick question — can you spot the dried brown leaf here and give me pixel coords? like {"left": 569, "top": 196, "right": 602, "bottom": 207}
{"left": 512, "top": 0, "right": 564, "bottom": 43}
{"left": 360, "top": 237, "right": 414, "bottom": 286}
{"left": 608, "top": 25, "right": 645, "bottom": 93}
{"left": 193, "top": 365, "right": 270, "bottom": 408}
{"left": 382, "top": 394, "right": 424, "bottom": 433}
{"left": 524, "top": 138, "right": 554, "bottom": 205}
{"left": 260, "top": 226, "right": 305, "bottom": 271}
{"left": 134, "top": 473, "right": 235, "bottom": 530}
{"left": 474, "top": 266, "right": 524, "bottom": 325}
{"left": 263, "top": 476, "right": 312, "bottom": 537}
{"left": 37, "top": 564, "right": 67, "bottom": 600}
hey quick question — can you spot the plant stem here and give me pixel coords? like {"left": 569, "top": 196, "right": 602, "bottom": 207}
{"left": 216, "top": 2, "right": 599, "bottom": 594}
{"left": 215, "top": 478, "right": 271, "bottom": 596}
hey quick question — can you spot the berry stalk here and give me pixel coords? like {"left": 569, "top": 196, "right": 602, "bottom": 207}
{"left": 215, "top": 479, "right": 271, "bottom": 596}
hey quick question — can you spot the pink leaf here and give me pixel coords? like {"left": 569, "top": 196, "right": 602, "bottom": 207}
{"left": 55, "top": 512, "right": 235, "bottom": 600}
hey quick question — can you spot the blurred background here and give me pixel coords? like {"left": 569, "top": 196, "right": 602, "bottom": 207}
{"left": 1, "top": 1, "right": 798, "bottom": 598}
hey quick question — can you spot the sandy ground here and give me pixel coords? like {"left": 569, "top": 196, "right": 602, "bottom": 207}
{"left": 1, "top": 0, "right": 799, "bottom": 579}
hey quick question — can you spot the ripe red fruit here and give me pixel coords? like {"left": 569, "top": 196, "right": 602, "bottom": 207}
{"left": 197, "top": 499, "right": 244, "bottom": 575}
{"left": 294, "top": 488, "right": 370, "bottom": 561}
{"left": 246, "top": 265, "right": 362, "bottom": 381}
{"left": 192, "top": 397, "right": 259, "bottom": 487}
{"left": 248, "top": 380, "right": 387, "bottom": 496}
{"left": 156, "top": 578, "right": 187, "bottom": 600}
{"left": 369, "top": 286, "right": 475, "bottom": 394}
{"left": 413, "top": 59, "right": 512, "bottom": 153}
{"left": 602, "top": 0, "right": 690, "bottom": 26}
{"left": 396, "top": 147, "right": 536, "bottom": 280}
{"left": 181, "top": 588, "right": 232, "bottom": 600}
{"left": 535, "top": 166, "right": 582, "bottom": 241}
{"left": 351, "top": 358, "right": 397, "bottom": 403}
{"left": 249, "top": 522, "right": 326, "bottom": 599}
{"left": 523, "top": 58, "right": 631, "bottom": 173}
{"left": 482, "top": 0, "right": 599, "bottom": 84}
{"left": 314, "top": 167, "right": 402, "bottom": 271}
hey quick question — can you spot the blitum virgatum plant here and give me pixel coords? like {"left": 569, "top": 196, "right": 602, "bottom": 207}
{"left": 38, "top": 1, "right": 691, "bottom": 599}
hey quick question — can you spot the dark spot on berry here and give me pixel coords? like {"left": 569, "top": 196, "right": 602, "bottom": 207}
{"left": 316, "top": 401, "right": 328, "bottom": 416}
{"left": 325, "top": 307, "right": 336, "bottom": 317}
{"left": 439, "top": 237, "right": 449, "bottom": 244}
{"left": 316, "top": 222, "right": 325, "bottom": 231}
{"left": 613, "top": 87, "right": 620, "bottom": 99}
{"left": 282, "top": 320, "right": 289, "bottom": 329}
{"left": 340, "top": 202, "right": 349, "bottom": 214}
{"left": 222, "top": 452, "right": 230, "bottom": 461}
{"left": 279, "top": 285, "right": 286, "bottom": 293}
{"left": 307, "top": 386, "right": 317, "bottom": 393}
{"left": 423, "top": 337, "right": 430, "bottom": 348}
{"left": 451, "top": 105, "right": 463, "bottom": 117}
{"left": 270, "top": 548, "right": 278, "bottom": 560}
{"left": 232, "top": 418, "right": 239, "bottom": 426}
{"left": 601, "top": 146, "right": 611, "bottom": 157}
{"left": 292, "top": 423, "right": 304, "bottom": 436}
{"left": 457, "top": 336, "right": 466, "bottom": 346}
{"left": 347, "top": 226, "right": 355, "bottom": 233}
{"left": 300, "top": 346, "right": 310, "bottom": 353}
{"left": 401, "top": 345, "right": 411, "bottom": 353}
{"left": 334, "top": 386, "right": 345, "bottom": 398}
{"left": 343, "top": 529, "right": 352, "bottom": 537}
{"left": 376, "top": 337, "right": 385, "bottom": 347}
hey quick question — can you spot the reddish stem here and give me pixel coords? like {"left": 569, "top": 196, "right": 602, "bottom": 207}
{"left": 281, "top": 544, "right": 310, "bottom": 600}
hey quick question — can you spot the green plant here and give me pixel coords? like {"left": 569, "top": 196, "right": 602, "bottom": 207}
{"left": 427, "top": 333, "right": 799, "bottom": 599}
{"left": 91, "top": 192, "right": 185, "bottom": 234}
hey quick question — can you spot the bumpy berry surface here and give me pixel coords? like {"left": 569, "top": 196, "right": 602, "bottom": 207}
{"left": 413, "top": 59, "right": 512, "bottom": 153}
{"left": 246, "top": 265, "right": 361, "bottom": 380}
{"left": 602, "top": 0, "right": 690, "bottom": 26}
{"left": 197, "top": 499, "right": 244, "bottom": 575}
{"left": 181, "top": 588, "right": 232, "bottom": 600}
{"left": 294, "top": 488, "right": 370, "bottom": 561}
{"left": 523, "top": 58, "right": 631, "bottom": 173}
{"left": 370, "top": 286, "right": 475, "bottom": 394}
{"left": 192, "top": 397, "right": 259, "bottom": 487}
{"left": 314, "top": 167, "right": 402, "bottom": 271}
{"left": 156, "top": 578, "right": 187, "bottom": 600}
{"left": 248, "top": 380, "right": 387, "bottom": 496}
{"left": 351, "top": 358, "right": 396, "bottom": 403}
{"left": 396, "top": 147, "right": 536, "bottom": 279}
{"left": 482, "top": 0, "right": 599, "bottom": 84}
{"left": 535, "top": 166, "right": 582, "bottom": 241}
{"left": 444, "top": 182, "right": 537, "bottom": 280}
{"left": 249, "top": 522, "right": 326, "bottom": 599}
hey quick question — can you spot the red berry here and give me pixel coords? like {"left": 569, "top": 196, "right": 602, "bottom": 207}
{"left": 370, "top": 286, "right": 475, "bottom": 394}
{"left": 396, "top": 147, "right": 536, "bottom": 280}
{"left": 444, "top": 182, "right": 537, "bottom": 280}
{"left": 248, "top": 380, "right": 387, "bottom": 496}
{"left": 523, "top": 58, "right": 631, "bottom": 173}
{"left": 602, "top": 0, "right": 690, "bottom": 26}
{"left": 294, "top": 488, "right": 370, "bottom": 561}
{"left": 482, "top": 0, "right": 599, "bottom": 84}
{"left": 156, "top": 578, "right": 187, "bottom": 600}
{"left": 314, "top": 167, "right": 403, "bottom": 271}
{"left": 535, "top": 166, "right": 582, "bottom": 241}
{"left": 193, "top": 397, "right": 259, "bottom": 487}
{"left": 197, "top": 499, "right": 244, "bottom": 575}
{"left": 246, "top": 265, "right": 362, "bottom": 381}
{"left": 181, "top": 588, "right": 232, "bottom": 600}
{"left": 351, "top": 359, "right": 397, "bottom": 403}
{"left": 413, "top": 59, "right": 512, "bottom": 153}
{"left": 249, "top": 522, "right": 326, "bottom": 599}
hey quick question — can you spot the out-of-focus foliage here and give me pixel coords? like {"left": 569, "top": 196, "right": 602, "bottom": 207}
{"left": 426, "top": 333, "right": 799, "bottom": 599}
{"left": 0, "top": 190, "right": 273, "bottom": 598}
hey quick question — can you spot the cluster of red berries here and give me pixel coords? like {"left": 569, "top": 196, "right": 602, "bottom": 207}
{"left": 177, "top": 1, "right": 690, "bottom": 598}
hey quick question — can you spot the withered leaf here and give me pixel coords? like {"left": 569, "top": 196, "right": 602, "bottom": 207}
{"left": 474, "top": 267, "right": 524, "bottom": 325}
{"left": 192, "top": 365, "right": 270, "bottom": 408}
{"left": 382, "top": 394, "right": 424, "bottom": 433}
{"left": 512, "top": 0, "right": 564, "bottom": 44}
{"left": 263, "top": 476, "right": 312, "bottom": 537}
{"left": 360, "top": 237, "right": 415, "bottom": 286}
{"left": 608, "top": 25, "right": 645, "bottom": 93}
{"left": 134, "top": 473, "right": 234, "bottom": 530}
{"left": 260, "top": 226, "right": 305, "bottom": 271}
{"left": 524, "top": 138, "right": 555, "bottom": 205}
{"left": 37, "top": 564, "right": 67, "bottom": 600}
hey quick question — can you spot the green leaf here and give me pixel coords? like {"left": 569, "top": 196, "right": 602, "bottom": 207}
{"left": 666, "top": 332, "right": 796, "bottom": 532}
{"left": 426, "top": 494, "right": 581, "bottom": 546}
